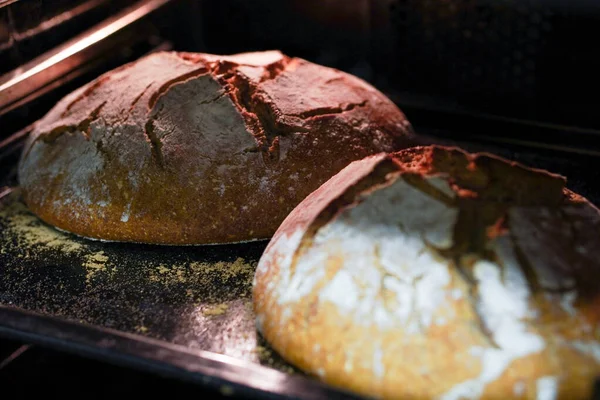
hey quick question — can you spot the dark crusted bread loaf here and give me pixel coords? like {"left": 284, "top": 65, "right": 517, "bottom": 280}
{"left": 253, "top": 145, "right": 600, "bottom": 399}
{"left": 17, "top": 50, "right": 416, "bottom": 244}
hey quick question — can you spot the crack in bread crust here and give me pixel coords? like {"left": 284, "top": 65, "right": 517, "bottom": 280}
{"left": 203, "top": 60, "right": 308, "bottom": 164}
{"left": 289, "top": 100, "right": 368, "bottom": 119}
{"left": 62, "top": 76, "right": 111, "bottom": 117}
{"left": 287, "top": 159, "right": 401, "bottom": 283}
{"left": 23, "top": 101, "right": 109, "bottom": 165}
{"left": 143, "top": 104, "right": 164, "bottom": 167}
{"left": 147, "top": 66, "right": 209, "bottom": 110}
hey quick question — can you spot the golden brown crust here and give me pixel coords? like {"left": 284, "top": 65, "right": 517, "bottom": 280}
{"left": 18, "top": 50, "right": 416, "bottom": 245}
{"left": 253, "top": 145, "right": 600, "bottom": 399}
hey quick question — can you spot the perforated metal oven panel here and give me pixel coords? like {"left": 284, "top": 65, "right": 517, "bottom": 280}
{"left": 389, "top": 0, "right": 552, "bottom": 101}
{"left": 376, "top": 0, "right": 600, "bottom": 128}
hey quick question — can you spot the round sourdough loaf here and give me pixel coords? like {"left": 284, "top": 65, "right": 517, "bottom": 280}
{"left": 252, "top": 145, "right": 600, "bottom": 399}
{"left": 17, "top": 50, "right": 415, "bottom": 245}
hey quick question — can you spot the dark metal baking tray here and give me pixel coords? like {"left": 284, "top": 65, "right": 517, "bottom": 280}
{"left": 0, "top": 138, "right": 366, "bottom": 397}
{"left": 0, "top": 190, "right": 364, "bottom": 398}
{"left": 1, "top": 110, "right": 600, "bottom": 398}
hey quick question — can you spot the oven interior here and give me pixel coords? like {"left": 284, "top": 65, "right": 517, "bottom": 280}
{"left": 1, "top": 0, "right": 600, "bottom": 397}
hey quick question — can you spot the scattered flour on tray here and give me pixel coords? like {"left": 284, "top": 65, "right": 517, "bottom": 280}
{"left": 0, "top": 200, "right": 83, "bottom": 254}
{"left": 83, "top": 251, "right": 110, "bottom": 282}
{"left": 148, "top": 257, "right": 256, "bottom": 287}
{"left": 0, "top": 196, "right": 112, "bottom": 283}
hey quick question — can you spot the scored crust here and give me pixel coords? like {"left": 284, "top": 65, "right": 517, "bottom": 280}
{"left": 252, "top": 145, "right": 600, "bottom": 399}
{"left": 17, "top": 50, "right": 416, "bottom": 245}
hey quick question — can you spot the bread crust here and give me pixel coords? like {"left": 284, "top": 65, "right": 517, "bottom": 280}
{"left": 253, "top": 145, "right": 600, "bottom": 399}
{"left": 18, "top": 50, "right": 415, "bottom": 244}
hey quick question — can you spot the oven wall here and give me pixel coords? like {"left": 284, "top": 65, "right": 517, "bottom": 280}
{"left": 195, "top": 0, "right": 600, "bottom": 131}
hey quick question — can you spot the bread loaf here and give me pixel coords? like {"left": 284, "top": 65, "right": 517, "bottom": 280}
{"left": 252, "top": 145, "right": 600, "bottom": 399}
{"left": 17, "top": 50, "right": 415, "bottom": 245}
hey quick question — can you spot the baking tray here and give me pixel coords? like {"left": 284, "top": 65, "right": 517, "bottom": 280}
{"left": 0, "top": 144, "right": 364, "bottom": 398}
{"left": 1, "top": 114, "right": 600, "bottom": 398}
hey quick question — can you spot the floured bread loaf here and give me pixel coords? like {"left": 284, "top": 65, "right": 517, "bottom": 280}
{"left": 17, "top": 50, "right": 415, "bottom": 245}
{"left": 253, "top": 145, "right": 600, "bottom": 399}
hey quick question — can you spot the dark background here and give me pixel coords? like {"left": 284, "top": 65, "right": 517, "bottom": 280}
{"left": 2, "top": 0, "right": 600, "bottom": 135}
